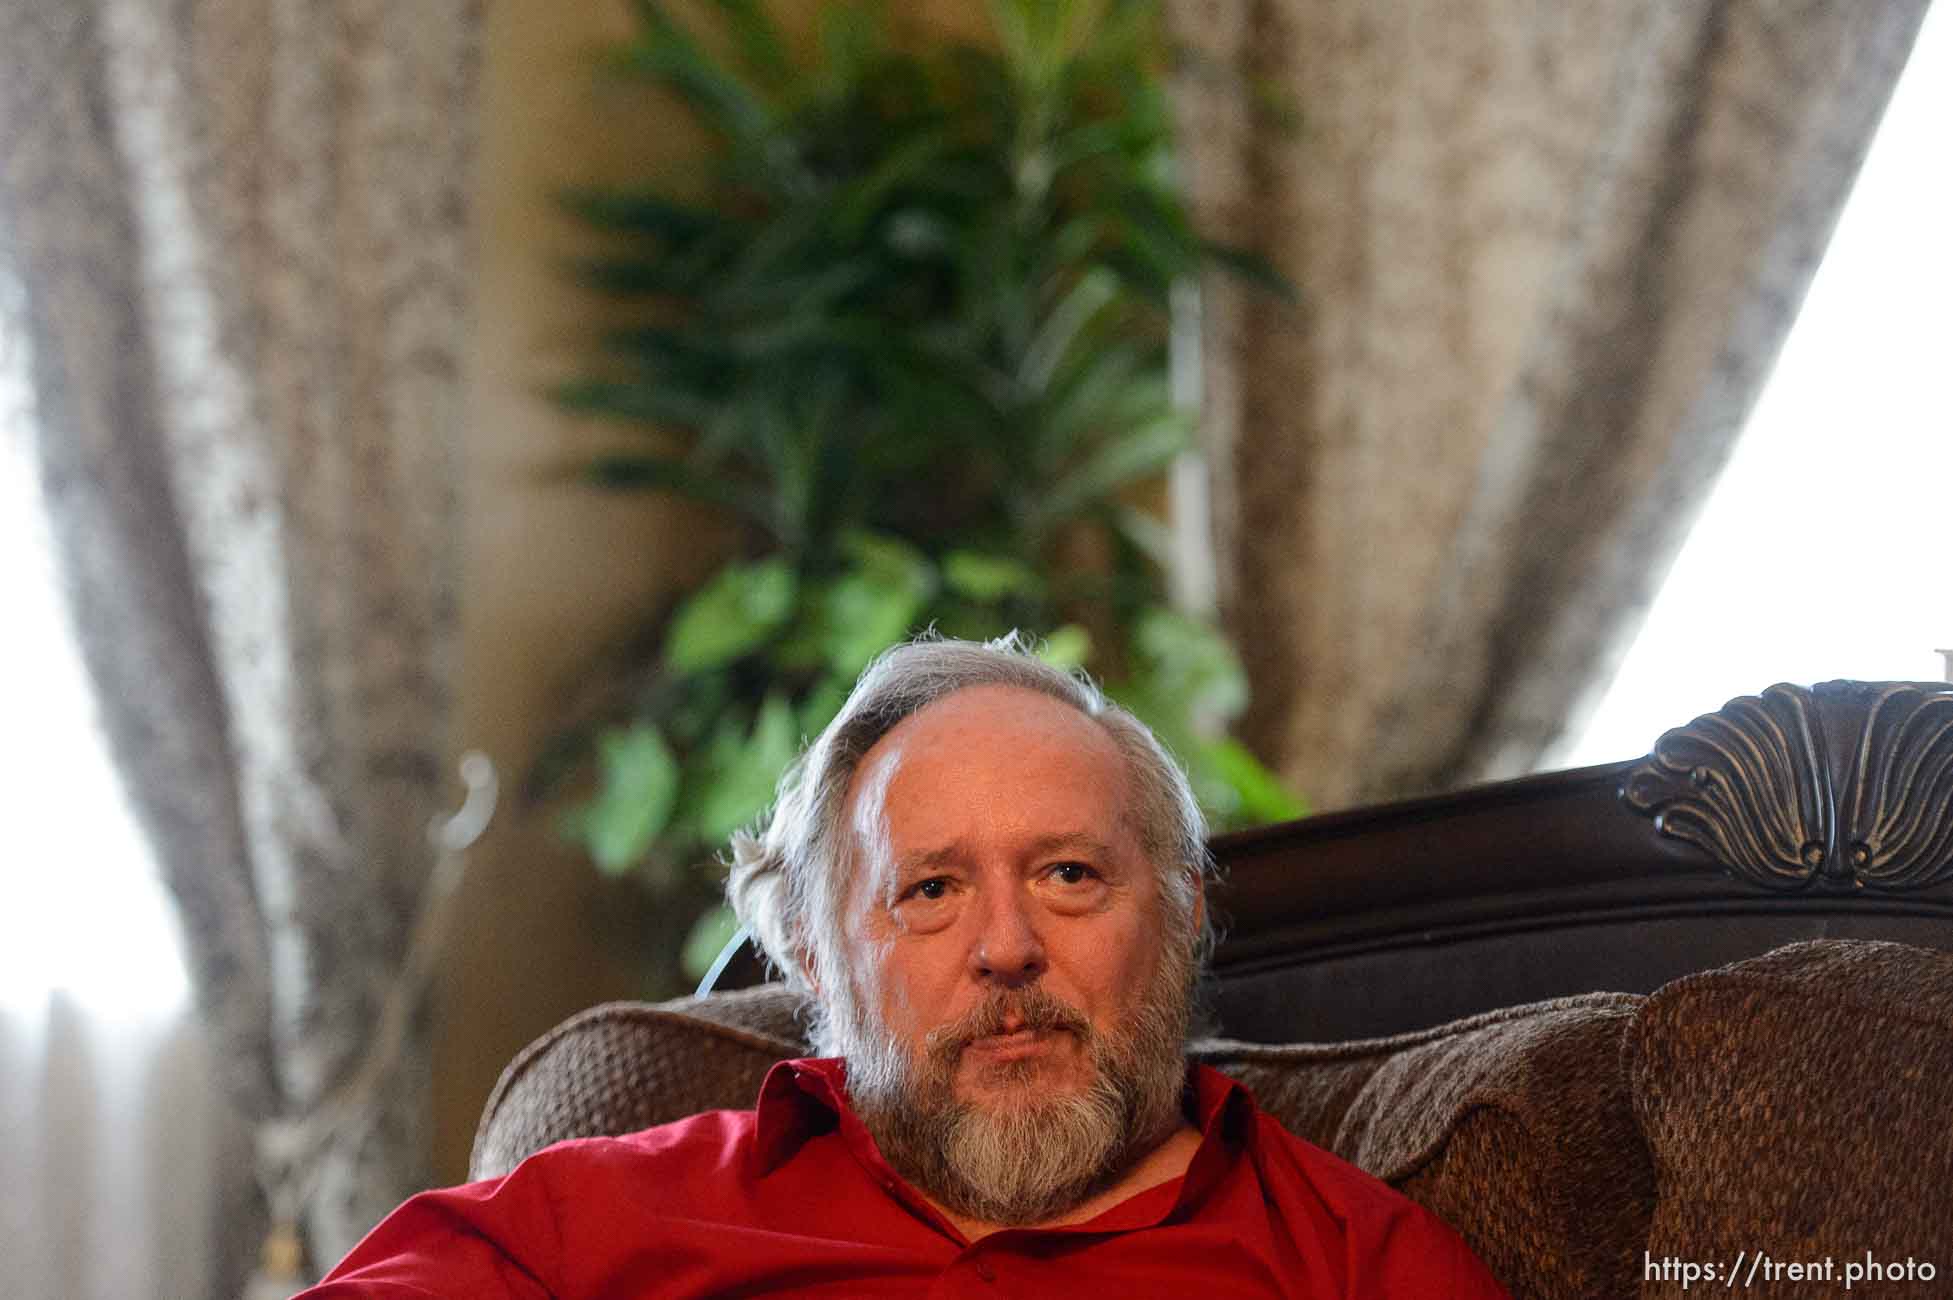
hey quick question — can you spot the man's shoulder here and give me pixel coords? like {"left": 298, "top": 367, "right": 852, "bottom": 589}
{"left": 1247, "top": 1105, "right": 1432, "bottom": 1225}
{"left": 1188, "top": 1064, "right": 1463, "bottom": 1238}
{"left": 523, "top": 1104, "right": 762, "bottom": 1178}
{"left": 301, "top": 1105, "right": 784, "bottom": 1296}
{"left": 1239, "top": 1101, "right": 1509, "bottom": 1294}
{"left": 513, "top": 1054, "right": 839, "bottom": 1185}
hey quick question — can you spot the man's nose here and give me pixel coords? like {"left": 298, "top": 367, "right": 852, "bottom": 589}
{"left": 970, "top": 887, "right": 1045, "bottom": 986}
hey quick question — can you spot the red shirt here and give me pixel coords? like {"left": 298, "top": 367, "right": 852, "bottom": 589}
{"left": 306, "top": 1060, "right": 1509, "bottom": 1298}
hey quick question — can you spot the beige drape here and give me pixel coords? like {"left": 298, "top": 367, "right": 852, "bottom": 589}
{"left": 0, "top": 0, "right": 481, "bottom": 1281}
{"left": 1167, "top": 0, "right": 1931, "bottom": 809}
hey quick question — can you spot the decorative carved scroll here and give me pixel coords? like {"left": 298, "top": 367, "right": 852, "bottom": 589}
{"left": 1621, "top": 681, "right": 1953, "bottom": 892}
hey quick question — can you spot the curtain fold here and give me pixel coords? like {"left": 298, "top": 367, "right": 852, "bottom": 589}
{"left": 1167, "top": 0, "right": 1931, "bottom": 809}
{"left": 0, "top": 999, "right": 221, "bottom": 1298}
{"left": 0, "top": 0, "right": 482, "bottom": 1280}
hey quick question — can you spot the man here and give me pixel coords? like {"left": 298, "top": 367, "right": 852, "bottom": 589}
{"left": 306, "top": 635, "right": 1510, "bottom": 1297}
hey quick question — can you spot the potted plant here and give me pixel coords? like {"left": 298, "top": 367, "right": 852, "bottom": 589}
{"left": 534, "top": 0, "right": 1301, "bottom": 991}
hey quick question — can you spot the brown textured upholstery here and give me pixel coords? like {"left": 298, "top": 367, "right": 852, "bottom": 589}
{"left": 470, "top": 984, "right": 810, "bottom": 1180}
{"left": 1628, "top": 940, "right": 1953, "bottom": 1299}
{"left": 1195, "top": 994, "right": 1651, "bottom": 1300}
{"left": 471, "top": 940, "right": 1952, "bottom": 1300}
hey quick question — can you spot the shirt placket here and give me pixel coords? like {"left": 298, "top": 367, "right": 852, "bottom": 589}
{"left": 788, "top": 1058, "right": 1256, "bottom": 1295}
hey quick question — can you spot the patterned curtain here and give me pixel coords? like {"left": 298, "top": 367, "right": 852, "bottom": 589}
{"left": 0, "top": 0, "right": 482, "bottom": 1281}
{"left": 1166, "top": 0, "right": 1930, "bottom": 810}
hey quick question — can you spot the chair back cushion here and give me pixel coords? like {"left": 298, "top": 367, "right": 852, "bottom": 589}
{"left": 1196, "top": 993, "right": 1649, "bottom": 1300}
{"left": 470, "top": 984, "right": 807, "bottom": 1181}
{"left": 1627, "top": 939, "right": 1953, "bottom": 1297}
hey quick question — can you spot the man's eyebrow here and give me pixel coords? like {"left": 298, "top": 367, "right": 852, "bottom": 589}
{"left": 892, "top": 844, "right": 965, "bottom": 878}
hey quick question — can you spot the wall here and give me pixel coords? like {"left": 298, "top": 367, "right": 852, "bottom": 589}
{"left": 435, "top": 0, "right": 738, "bottom": 1183}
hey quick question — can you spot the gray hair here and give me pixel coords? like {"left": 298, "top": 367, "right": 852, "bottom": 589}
{"left": 726, "top": 633, "right": 1213, "bottom": 1030}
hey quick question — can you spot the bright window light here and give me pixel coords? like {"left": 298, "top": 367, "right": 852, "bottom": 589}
{"left": 0, "top": 312, "right": 191, "bottom": 1018}
{"left": 1558, "top": 2, "right": 1952, "bottom": 768}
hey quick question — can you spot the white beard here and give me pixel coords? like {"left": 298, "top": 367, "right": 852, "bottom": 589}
{"left": 831, "top": 943, "right": 1194, "bottom": 1226}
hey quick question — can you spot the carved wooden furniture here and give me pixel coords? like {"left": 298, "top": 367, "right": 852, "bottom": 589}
{"left": 1206, "top": 679, "right": 1953, "bottom": 1041}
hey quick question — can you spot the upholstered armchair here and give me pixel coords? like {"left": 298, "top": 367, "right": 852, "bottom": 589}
{"left": 475, "top": 682, "right": 1953, "bottom": 1300}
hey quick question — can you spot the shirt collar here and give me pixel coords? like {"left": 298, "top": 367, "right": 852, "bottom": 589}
{"left": 1178, "top": 1061, "right": 1260, "bottom": 1212}
{"left": 749, "top": 1058, "right": 847, "bottom": 1178}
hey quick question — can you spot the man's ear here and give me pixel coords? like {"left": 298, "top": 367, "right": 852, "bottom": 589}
{"left": 797, "top": 944, "right": 824, "bottom": 1002}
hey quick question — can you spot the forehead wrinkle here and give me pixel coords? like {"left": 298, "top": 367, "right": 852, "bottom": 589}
{"left": 890, "top": 829, "right": 1121, "bottom": 870}
{"left": 1024, "top": 830, "right": 1120, "bottom": 861}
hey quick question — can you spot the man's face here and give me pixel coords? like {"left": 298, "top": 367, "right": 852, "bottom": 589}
{"left": 840, "top": 685, "right": 1175, "bottom": 1100}
{"left": 824, "top": 684, "right": 1197, "bottom": 1224}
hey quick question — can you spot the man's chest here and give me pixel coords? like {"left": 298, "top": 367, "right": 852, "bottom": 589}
{"left": 552, "top": 1215, "right": 1310, "bottom": 1299}
{"left": 544, "top": 1136, "right": 1320, "bottom": 1299}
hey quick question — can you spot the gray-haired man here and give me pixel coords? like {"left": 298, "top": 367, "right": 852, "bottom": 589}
{"left": 308, "top": 636, "right": 1508, "bottom": 1297}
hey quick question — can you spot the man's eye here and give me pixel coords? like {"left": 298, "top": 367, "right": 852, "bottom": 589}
{"left": 1049, "top": 862, "right": 1095, "bottom": 886}
{"left": 908, "top": 877, "right": 949, "bottom": 901}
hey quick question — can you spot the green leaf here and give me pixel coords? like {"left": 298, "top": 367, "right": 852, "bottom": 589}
{"left": 1199, "top": 238, "right": 1299, "bottom": 304}
{"left": 617, "top": 1, "right": 772, "bottom": 144}
{"left": 662, "top": 669, "right": 734, "bottom": 747}
{"left": 571, "top": 455, "right": 771, "bottom": 527}
{"left": 1198, "top": 737, "right": 1308, "bottom": 823}
{"left": 552, "top": 377, "right": 717, "bottom": 430}
{"left": 565, "top": 256, "right": 710, "bottom": 297}
{"left": 1109, "top": 503, "right": 1176, "bottom": 571}
{"left": 1107, "top": 671, "right": 1304, "bottom": 828}
{"left": 933, "top": 601, "right": 1018, "bottom": 644}
{"left": 1116, "top": 185, "right": 1201, "bottom": 262}
{"left": 1032, "top": 411, "right": 1191, "bottom": 529}
{"left": 942, "top": 550, "right": 1042, "bottom": 602}
{"left": 1046, "top": 119, "right": 1144, "bottom": 179}
{"left": 1035, "top": 623, "right": 1093, "bottom": 669}
{"left": 799, "top": 675, "right": 852, "bottom": 736}
{"left": 598, "top": 324, "right": 727, "bottom": 368}
{"left": 767, "top": 586, "right": 832, "bottom": 673}
{"left": 664, "top": 558, "right": 799, "bottom": 672}
{"left": 558, "top": 187, "right": 725, "bottom": 242}
{"left": 680, "top": 904, "right": 746, "bottom": 983}
{"left": 1105, "top": 677, "right": 1193, "bottom": 761}
{"left": 1036, "top": 339, "right": 1150, "bottom": 462}
{"left": 813, "top": 3, "right": 885, "bottom": 97}
{"left": 561, "top": 724, "right": 680, "bottom": 874}
{"left": 1131, "top": 606, "right": 1249, "bottom": 721}
{"left": 717, "top": 258, "right": 881, "bottom": 316}
{"left": 846, "top": 530, "right": 935, "bottom": 585}
{"left": 833, "top": 128, "right": 958, "bottom": 239}
{"left": 823, "top": 576, "right": 922, "bottom": 674}
{"left": 820, "top": 532, "right": 936, "bottom": 675}
{"left": 700, "top": 0, "right": 790, "bottom": 82}
{"left": 1020, "top": 266, "right": 1121, "bottom": 393}
{"left": 693, "top": 692, "right": 801, "bottom": 842}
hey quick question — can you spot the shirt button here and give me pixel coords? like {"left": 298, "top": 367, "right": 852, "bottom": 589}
{"left": 974, "top": 1261, "right": 996, "bottom": 1282}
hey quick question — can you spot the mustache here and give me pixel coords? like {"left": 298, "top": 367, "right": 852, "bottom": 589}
{"left": 923, "top": 985, "right": 1093, "bottom": 1063}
